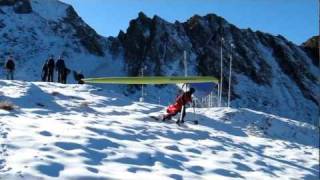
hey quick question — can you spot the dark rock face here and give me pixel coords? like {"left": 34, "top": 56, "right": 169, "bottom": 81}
{"left": 13, "top": 0, "right": 32, "bottom": 14}
{"left": 185, "top": 14, "right": 273, "bottom": 87}
{"left": 117, "top": 13, "right": 275, "bottom": 95}
{"left": 63, "top": 6, "right": 104, "bottom": 56}
{"left": 0, "top": 0, "right": 32, "bottom": 14}
{"left": 0, "top": 19, "right": 5, "bottom": 29}
{"left": 268, "top": 37, "right": 318, "bottom": 106}
{"left": 302, "top": 36, "right": 319, "bottom": 66}
{"left": 118, "top": 12, "right": 192, "bottom": 77}
{"left": 0, "top": 0, "right": 16, "bottom": 6}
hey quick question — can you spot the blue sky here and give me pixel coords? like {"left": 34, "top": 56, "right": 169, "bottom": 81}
{"left": 60, "top": 0, "right": 318, "bottom": 45}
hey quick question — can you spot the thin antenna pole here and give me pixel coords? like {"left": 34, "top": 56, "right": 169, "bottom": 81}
{"left": 211, "top": 91, "right": 214, "bottom": 107}
{"left": 141, "top": 67, "right": 144, "bottom": 99}
{"left": 219, "top": 37, "right": 224, "bottom": 107}
{"left": 227, "top": 54, "right": 232, "bottom": 108}
{"left": 184, "top": 50, "right": 188, "bottom": 77}
{"left": 217, "top": 83, "right": 220, "bottom": 106}
{"left": 228, "top": 43, "right": 234, "bottom": 108}
{"left": 140, "top": 63, "right": 147, "bottom": 102}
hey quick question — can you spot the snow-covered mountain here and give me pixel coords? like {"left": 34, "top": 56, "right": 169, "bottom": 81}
{"left": 0, "top": 0, "right": 123, "bottom": 81}
{"left": 0, "top": 80, "right": 319, "bottom": 179}
{"left": 0, "top": 0, "right": 319, "bottom": 125}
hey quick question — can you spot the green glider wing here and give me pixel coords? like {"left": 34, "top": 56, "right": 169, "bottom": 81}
{"left": 83, "top": 76, "right": 219, "bottom": 85}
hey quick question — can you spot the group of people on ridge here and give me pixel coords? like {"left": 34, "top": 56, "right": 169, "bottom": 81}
{"left": 2, "top": 55, "right": 84, "bottom": 84}
{"left": 41, "top": 55, "right": 71, "bottom": 84}
{"left": 41, "top": 55, "right": 84, "bottom": 84}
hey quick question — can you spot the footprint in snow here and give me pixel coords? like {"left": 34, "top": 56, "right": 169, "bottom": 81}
{"left": 39, "top": 131, "right": 52, "bottom": 137}
{"left": 165, "top": 145, "right": 181, "bottom": 152}
{"left": 186, "top": 148, "right": 202, "bottom": 155}
{"left": 86, "top": 167, "right": 99, "bottom": 174}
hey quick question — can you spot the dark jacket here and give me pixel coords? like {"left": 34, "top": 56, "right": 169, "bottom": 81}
{"left": 42, "top": 61, "right": 48, "bottom": 71}
{"left": 56, "top": 59, "right": 65, "bottom": 71}
{"left": 5, "top": 59, "right": 15, "bottom": 70}
{"left": 47, "top": 58, "right": 55, "bottom": 70}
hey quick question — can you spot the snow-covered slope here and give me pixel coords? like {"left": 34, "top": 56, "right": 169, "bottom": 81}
{"left": 0, "top": 80, "right": 318, "bottom": 179}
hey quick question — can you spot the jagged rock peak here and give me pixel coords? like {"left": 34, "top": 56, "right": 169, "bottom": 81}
{"left": 63, "top": 5, "right": 105, "bottom": 56}
{"left": 302, "top": 36, "right": 319, "bottom": 48}
{"left": 138, "top": 11, "right": 148, "bottom": 20}
{"left": 301, "top": 36, "right": 319, "bottom": 65}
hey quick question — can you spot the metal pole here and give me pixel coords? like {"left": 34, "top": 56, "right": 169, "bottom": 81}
{"left": 227, "top": 55, "right": 232, "bottom": 108}
{"left": 141, "top": 67, "right": 144, "bottom": 98}
{"left": 228, "top": 44, "right": 234, "bottom": 108}
{"left": 184, "top": 51, "right": 188, "bottom": 77}
{"left": 209, "top": 92, "right": 212, "bottom": 107}
{"left": 140, "top": 64, "right": 146, "bottom": 102}
{"left": 211, "top": 91, "right": 214, "bottom": 107}
{"left": 217, "top": 83, "right": 220, "bottom": 106}
{"left": 219, "top": 37, "right": 224, "bottom": 107}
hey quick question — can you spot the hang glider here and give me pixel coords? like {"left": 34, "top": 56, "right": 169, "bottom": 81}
{"left": 83, "top": 76, "right": 219, "bottom": 85}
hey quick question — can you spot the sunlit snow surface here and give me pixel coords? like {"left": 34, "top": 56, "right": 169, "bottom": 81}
{"left": 0, "top": 81, "right": 318, "bottom": 179}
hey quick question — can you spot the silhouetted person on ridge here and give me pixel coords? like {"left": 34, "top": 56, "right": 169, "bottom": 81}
{"left": 56, "top": 56, "right": 65, "bottom": 83}
{"left": 41, "top": 60, "right": 48, "bottom": 82}
{"left": 61, "top": 67, "right": 70, "bottom": 84}
{"left": 5, "top": 56, "right": 15, "bottom": 80}
{"left": 47, "top": 55, "right": 55, "bottom": 82}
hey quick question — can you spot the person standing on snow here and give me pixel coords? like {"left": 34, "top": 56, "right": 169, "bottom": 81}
{"left": 162, "top": 88, "right": 195, "bottom": 124}
{"left": 56, "top": 56, "right": 65, "bottom": 83}
{"left": 41, "top": 60, "right": 48, "bottom": 82}
{"left": 5, "top": 56, "right": 15, "bottom": 80}
{"left": 47, "top": 56, "right": 55, "bottom": 82}
{"left": 61, "top": 67, "right": 70, "bottom": 84}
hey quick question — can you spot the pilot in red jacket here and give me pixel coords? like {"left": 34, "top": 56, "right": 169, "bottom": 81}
{"left": 163, "top": 88, "right": 195, "bottom": 124}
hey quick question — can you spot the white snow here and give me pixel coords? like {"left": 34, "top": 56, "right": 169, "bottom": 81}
{"left": 0, "top": 81, "right": 318, "bottom": 179}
